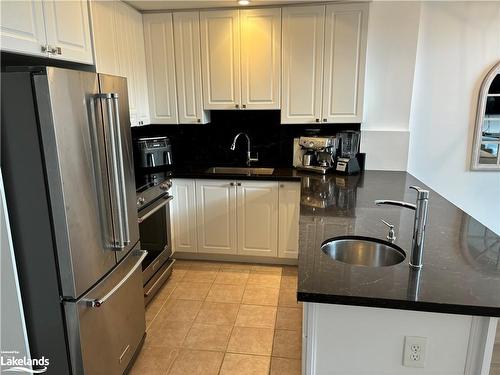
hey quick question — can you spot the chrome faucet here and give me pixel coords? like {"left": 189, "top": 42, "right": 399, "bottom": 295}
{"left": 230, "top": 132, "right": 259, "bottom": 166}
{"left": 375, "top": 186, "right": 430, "bottom": 269}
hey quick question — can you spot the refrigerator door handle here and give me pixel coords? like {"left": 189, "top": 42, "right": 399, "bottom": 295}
{"left": 98, "top": 93, "right": 126, "bottom": 249}
{"left": 111, "top": 94, "right": 130, "bottom": 247}
{"left": 83, "top": 250, "right": 147, "bottom": 308}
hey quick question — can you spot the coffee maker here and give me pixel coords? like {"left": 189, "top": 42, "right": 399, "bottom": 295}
{"left": 293, "top": 136, "right": 336, "bottom": 174}
{"left": 136, "top": 136, "right": 173, "bottom": 168}
{"left": 334, "top": 131, "right": 360, "bottom": 175}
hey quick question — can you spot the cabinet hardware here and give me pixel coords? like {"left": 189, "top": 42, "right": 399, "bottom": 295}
{"left": 230, "top": 182, "right": 235, "bottom": 186}
{"left": 315, "top": 118, "right": 320, "bottom": 122}
{"left": 237, "top": 182, "right": 241, "bottom": 186}
{"left": 197, "top": 118, "right": 201, "bottom": 123}
{"left": 41, "top": 45, "right": 49, "bottom": 53}
{"left": 235, "top": 104, "right": 239, "bottom": 109}
{"left": 323, "top": 118, "right": 327, "bottom": 122}
{"left": 280, "top": 184, "right": 284, "bottom": 188}
{"left": 242, "top": 104, "right": 246, "bottom": 109}
{"left": 54, "top": 46, "right": 62, "bottom": 55}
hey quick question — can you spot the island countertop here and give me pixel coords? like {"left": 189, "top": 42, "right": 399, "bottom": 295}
{"left": 296, "top": 170, "right": 500, "bottom": 317}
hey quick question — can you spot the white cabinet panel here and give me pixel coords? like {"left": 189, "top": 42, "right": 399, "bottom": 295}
{"left": 237, "top": 181, "right": 278, "bottom": 257}
{"left": 43, "top": 0, "right": 93, "bottom": 64}
{"left": 278, "top": 182, "right": 301, "bottom": 259}
{"left": 173, "top": 12, "right": 210, "bottom": 124}
{"left": 171, "top": 179, "right": 198, "bottom": 253}
{"left": 281, "top": 5, "right": 325, "bottom": 124}
{"left": 322, "top": 3, "right": 368, "bottom": 123}
{"left": 200, "top": 10, "right": 241, "bottom": 109}
{"left": 240, "top": 8, "right": 281, "bottom": 109}
{"left": 196, "top": 180, "right": 237, "bottom": 254}
{"left": 0, "top": 0, "right": 46, "bottom": 57}
{"left": 143, "top": 13, "right": 178, "bottom": 124}
{"left": 90, "top": 0, "right": 119, "bottom": 75}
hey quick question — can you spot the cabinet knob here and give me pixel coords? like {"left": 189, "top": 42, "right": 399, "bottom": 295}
{"left": 323, "top": 118, "right": 327, "bottom": 122}
{"left": 197, "top": 118, "right": 201, "bottom": 123}
{"left": 235, "top": 104, "right": 239, "bottom": 109}
{"left": 230, "top": 182, "right": 235, "bottom": 186}
{"left": 315, "top": 118, "right": 320, "bottom": 123}
{"left": 237, "top": 182, "right": 242, "bottom": 186}
{"left": 280, "top": 184, "right": 284, "bottom": 188}
{"left": 242, "top": 104, "right": 246, "bottom": 109}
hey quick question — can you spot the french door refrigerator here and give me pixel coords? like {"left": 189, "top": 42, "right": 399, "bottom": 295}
{"left": 1, "top": 67, "right": 146, "bottom": 375}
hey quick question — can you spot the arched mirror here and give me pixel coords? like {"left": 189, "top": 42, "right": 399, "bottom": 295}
{"left": 471, "top": 61, "right": 500, "bottom": 170}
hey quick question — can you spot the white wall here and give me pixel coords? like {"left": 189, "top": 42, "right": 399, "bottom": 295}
{"left": 361, "top": 1, "right": 421, "bottom": 171}
{"left": 408, "top": 1, "right": 500, "bottom": 235}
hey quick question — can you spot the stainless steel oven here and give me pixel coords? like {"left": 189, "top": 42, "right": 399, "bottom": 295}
{"left": 136, "top": 173, "right": 175, "bottom": 305}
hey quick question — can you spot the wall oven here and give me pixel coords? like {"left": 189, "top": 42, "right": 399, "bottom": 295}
{"left": 136, "top": 173, "right": 175, "bottom": 305}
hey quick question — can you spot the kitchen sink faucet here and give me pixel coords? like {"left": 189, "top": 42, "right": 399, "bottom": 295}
{"left": 230, "top": 132, "right": 259, "bottom": 166}
{"left": 374, "top": 186, "right": 430, "bottom": 269}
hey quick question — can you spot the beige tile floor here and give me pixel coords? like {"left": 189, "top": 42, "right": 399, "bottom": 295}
{"left": 129, "top": 260, "right": 302, "bottom": 375}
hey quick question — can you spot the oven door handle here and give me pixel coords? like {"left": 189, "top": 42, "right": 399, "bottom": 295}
{"left": 138, "top": 196, "right": 173, "bottom": 224}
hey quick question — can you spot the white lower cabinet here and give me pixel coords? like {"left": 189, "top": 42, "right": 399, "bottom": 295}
{"left": 171, "top": 179, "right": 198, "bottom": 253}
{"left": 278, "top": 182, "right": 301, "bottom": 259}
{"left": 195, "top": 180, "right": 237, "bottom": 255}
{"left": 237, "top": 181, "right": 278, "bottom": 257}
{"left": 172, "top": 178, "right": 300, "bottom": 259}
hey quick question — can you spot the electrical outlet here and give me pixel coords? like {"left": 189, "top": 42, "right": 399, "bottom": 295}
{"left": 403, "top": 336, "right": 427, "bottom": 368}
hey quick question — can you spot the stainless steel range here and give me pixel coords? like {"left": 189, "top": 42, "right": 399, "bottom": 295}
{"left": 136, "top": 172, "right": 175, "bottom": 305}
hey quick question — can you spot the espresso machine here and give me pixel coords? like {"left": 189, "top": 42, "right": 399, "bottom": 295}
{"left": 293, "top": 136, "right": 336, "bottom": 174}
{"left": 334, "top": 131, "right": 360, "bottom": 175}
{"left": 136, "top": 136, "right": 173, "bottom": 168}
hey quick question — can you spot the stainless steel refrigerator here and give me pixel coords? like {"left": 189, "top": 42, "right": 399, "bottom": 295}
{"left": 1, "top": 67, "right": 146, "bottom": 374}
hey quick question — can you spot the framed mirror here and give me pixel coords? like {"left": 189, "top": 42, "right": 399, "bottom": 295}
{"left": 471, "top": 61, "right": 500, "bottom": 170}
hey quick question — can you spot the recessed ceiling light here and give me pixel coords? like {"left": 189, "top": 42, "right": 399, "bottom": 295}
{"left": 238, "top": 0, "right": 250, "bottom": 5}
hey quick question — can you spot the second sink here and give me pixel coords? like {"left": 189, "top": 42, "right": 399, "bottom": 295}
{"left": 205, "top": 167, "right": 275, "bottom": 175}
{"left": 321, "top": 236, "right": 406, "bottom": 267}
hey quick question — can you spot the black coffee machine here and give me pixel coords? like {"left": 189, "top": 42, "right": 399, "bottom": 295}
{"left": 334, "top": 131, "right": 360, "bottom": 175}
{"left": 136, "top": 136, "right": 173, "bottom": 168}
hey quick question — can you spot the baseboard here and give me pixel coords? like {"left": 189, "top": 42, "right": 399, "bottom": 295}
{"left": 172, "top": 252, "right": 298, "bottom": 266}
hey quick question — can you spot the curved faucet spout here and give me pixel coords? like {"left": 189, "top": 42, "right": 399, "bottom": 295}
{"left": 374, "top": 200, "right": 416, "bottom": 210}
{"left": 230, "top": 132, "right": 258, "bottom": 166}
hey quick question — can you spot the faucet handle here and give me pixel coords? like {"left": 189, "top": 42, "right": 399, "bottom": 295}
{"left": 409, "top": 186, "right": 429, "bottom": 200}
{"left": 380, "top": 218, "right": 396, "bottom": 242}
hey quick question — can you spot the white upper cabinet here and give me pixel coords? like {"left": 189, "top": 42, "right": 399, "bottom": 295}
{"left": 322, "top": 3, "right": 368, "bottom": 123}
{"left": 281, "top": 5, "right": 325, "bottom": 124}
{"left": 91, "top": 1, "right": 150, "bottom": 126}
{"left": 43, "top": 0, "right": 93, "bottom": 64}
{"left": 236, "top": 181, "right": 278, "bottom": 257}
{"left": 173, "top": 12, "right": 210, "bottom": 124}
{"left": 281, "top": 3, "right": 368, "bottom": 124}
{"left": 143, "top": 13, "right": 178, "bottom": 124}
{"left": 240, "top": 8, "right": 281, "bottom": 109}
{"left": 0, "top": 1, "right": 46, "bottom": 57}
{"left": 0, "top": 0, "right": 93, "bottom": 64}
{"left": 196, "top": 180, "right": 237, "bottom": 255}
{"left": 200, "top": 9, "right": 241, "bottom": 110}
{"left": 90, "top": 0, "right": 119, "bottom": 75}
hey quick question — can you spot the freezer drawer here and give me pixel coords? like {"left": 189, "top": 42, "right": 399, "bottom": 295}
{"left": 64, "top": 248, "right": 146, "bottom": 375}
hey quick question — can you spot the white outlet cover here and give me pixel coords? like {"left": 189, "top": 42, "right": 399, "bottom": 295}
{"left": 403, "top": 336, "right": 427, "bottom": 368}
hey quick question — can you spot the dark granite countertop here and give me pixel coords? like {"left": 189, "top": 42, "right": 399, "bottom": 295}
{"left": 297, "top": 171, "right": 500, "bottom": 317}
{"left": 169, "top": 166, "right": 302, "bottom": 182}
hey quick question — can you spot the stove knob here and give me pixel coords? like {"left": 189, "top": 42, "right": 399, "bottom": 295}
{"left": 137, "top": 197, "right": 145, "bottom": 207}
{"left": 160, "top": 180, "right": 172, "bottom": 190}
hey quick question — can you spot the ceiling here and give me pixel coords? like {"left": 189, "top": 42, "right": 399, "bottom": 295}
{"left": 125, "top": 0, "right": 331, "bottom": 12}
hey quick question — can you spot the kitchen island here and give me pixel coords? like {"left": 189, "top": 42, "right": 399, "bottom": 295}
{"left": 297, "top": 171, "right": 500, "bottom": 374}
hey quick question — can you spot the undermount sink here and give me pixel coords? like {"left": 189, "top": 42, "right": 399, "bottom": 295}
{"left": 205, "top": 167, "right": 275, "bottom": 175}
{"left": 321, "top": 236, "right": 406, "bottom": 267}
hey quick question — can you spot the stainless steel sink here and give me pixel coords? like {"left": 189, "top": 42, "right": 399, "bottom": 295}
{"left": 321, "top": 236, "right": 406, "bottom": 267}
{"left": 205, "top": 167, "right": 275, "bottom": 175}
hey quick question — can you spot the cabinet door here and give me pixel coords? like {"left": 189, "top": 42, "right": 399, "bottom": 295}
{"left": 132, "top": 10, "right": 150, "bottom": 125}
{"left": 200, "top": 10, "right": 241, "bottom": 110}
{"left": 240, "top": 8, "right": 281, "bottom": 109}
{"left": 171, "top": 179, "right": 198, "bottom": 253}
{"left": 43, "top": 0, "right": 93, "bottom": 64}
{"left": 90, "top": 0, "right": 119, "bottom": 75}
{"left": 0, "top": 0, "right": 47, "bottom": 57}
{"left": 278, "top": 182, "right": 301, "bottom": 259}
{"left": 196, "top": 180, "right": 237, "bottom": 254}
{"left": 322, "top": 3, "right": 368, "bottom": 123}
{"left": 143, "top": 13, "right": 178, "bottom": 124}
{"left": 173, "top": 12, "right": 210, "bottom": 124}
{"left": 237, "top": 181, "right": 278, "bottom": 257}
{"left": 281, "top": 5, "right": 325, "bottom": 124}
